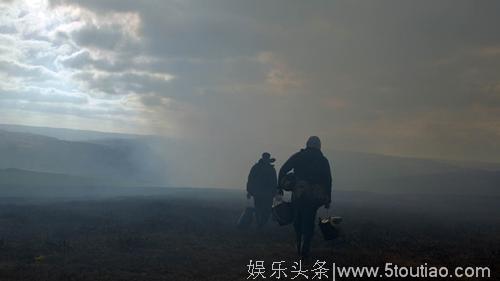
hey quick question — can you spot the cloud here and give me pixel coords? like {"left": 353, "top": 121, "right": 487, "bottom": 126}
{"left": 3, "top": 0, "right": 500, "bottom": 186}
{"left": 0, "top": 0, "right": 176, "bottom": 134}
{"left": 0, "top": 86, "right": 88, "bottom": 104}
{"left": 71, "top": 69, "right": 174, "bottom": 96}
{"left": 72, "top": 24, "right": 123, "bottom": 50}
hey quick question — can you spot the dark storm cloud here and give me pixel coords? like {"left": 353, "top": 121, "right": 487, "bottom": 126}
{"left": 58, "top": 50, "right": 135, "bottom": 72}
{"left": 71, "top": 24, "right": 124, "bottom": 50}
{"left": 72, "top": 70, "right": 172, "bottom": 96}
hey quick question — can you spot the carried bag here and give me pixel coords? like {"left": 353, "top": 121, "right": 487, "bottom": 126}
{"left": 237, "top": 200, "right": 255, "bottom": 229}
{"left": 272, "top": 197, "right": 294, "bottom": 226}
{"left": 318, "top": 215, "right": 342, "bottom": 241}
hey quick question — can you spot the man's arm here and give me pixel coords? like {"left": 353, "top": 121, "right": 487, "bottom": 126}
{"left": 324, "top": 158, "right": 333, "bottom": 207}
{"left": 326, "top": 159, "right": 332, "bottom": 194}
{"left": 246, "top": 165, "right": 257, "bottom": 196}
{"left": 273, "top": 168, "right": 278, "bottom": 187}
{"left": 271, "top": 166, "right": 279, "bottom": 195}
{"left": 278, "top": 152, "right": 299, "bottom": 185}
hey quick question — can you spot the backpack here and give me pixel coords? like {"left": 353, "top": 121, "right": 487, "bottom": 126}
{"left": 294, "top": 180, "right": 329, "bottom": 206}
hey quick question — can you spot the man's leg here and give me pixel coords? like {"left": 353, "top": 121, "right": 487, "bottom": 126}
{"left": 254, "top": 196, "right": 265, "bottom": 228}
{"left": 260, "top": 195, "right": 273, "bottom": 226}
{"left": 293, "top": 200, "right": 303, "bottom": 256}
{"left": 300, "top": 205, "right": 319, "bottom": 259}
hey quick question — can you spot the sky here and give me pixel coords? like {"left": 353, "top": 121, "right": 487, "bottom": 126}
{"left": 1, "top": 0, "right": 500, "bottom": 163}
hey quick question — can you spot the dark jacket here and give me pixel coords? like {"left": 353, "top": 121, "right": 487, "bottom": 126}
{"left": 247, "top": 159, "right": 278, "bottom": 197}
{"left": 278, "top": 147, "right": 332, "bottom": 203}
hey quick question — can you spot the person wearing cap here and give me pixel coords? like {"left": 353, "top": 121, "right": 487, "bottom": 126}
{"left": 278, "top": 136, "right": 332, "bottom": 259}
{"left": 246, "top": 152, "right": 278, "bottom": 228}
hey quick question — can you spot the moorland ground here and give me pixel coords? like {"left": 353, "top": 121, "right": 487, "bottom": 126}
{"left": 0, "top": 188, "right": 498, "bottom": 281}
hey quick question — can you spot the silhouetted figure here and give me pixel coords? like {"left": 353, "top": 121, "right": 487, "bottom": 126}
{"left": 278, "top": 136, "right": 332, "bottom": 259}
{"left": 247, "top": 152, "right": 278, "bottom": 228}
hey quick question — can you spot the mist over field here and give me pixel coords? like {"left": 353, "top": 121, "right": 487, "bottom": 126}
{"left": 1, "top": 123, "right": 499, "bottom": 196}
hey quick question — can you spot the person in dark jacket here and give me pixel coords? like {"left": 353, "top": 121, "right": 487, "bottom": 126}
{"left": 278, "top": 136, "right": 332, "bottom": 259}
{"left": 247, "top": 152, "right": 278, "bottom": 228}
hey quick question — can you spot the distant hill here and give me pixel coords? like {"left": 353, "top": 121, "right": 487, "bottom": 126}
{"left": 0, "top": 124, "right": 498, "bottom": 196}
{"left": 339, "top": 169, "right": 500, "bottom": 196}
{"left": 0, "top": 129, "right": 168, "bottom": 185}
{"left": 319, "top": 150, "right": 500, "bottom": 196}
{"left": 0, "top": 123, "right": 147, "bottom": 141}
{"left": 0, "top": 168, "right": 99, "bottom": 187}
{"left": 0, "top": 168, "right": 161, "bottom": 197}
{"left": 327, "top": 150, "right": 466, "bottom": 183}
